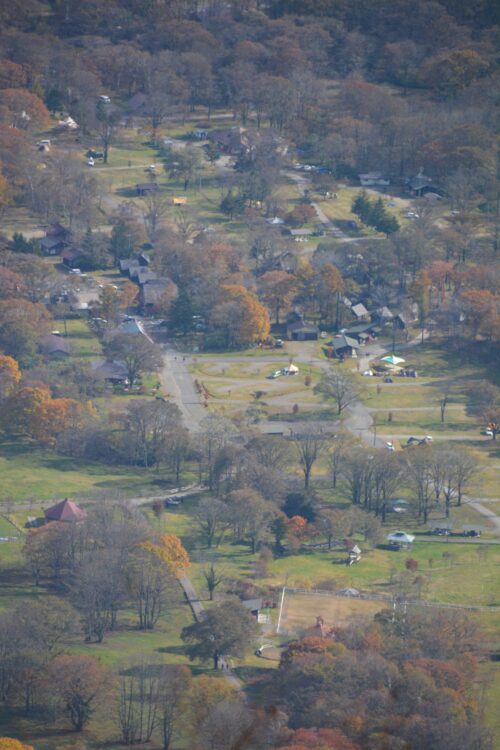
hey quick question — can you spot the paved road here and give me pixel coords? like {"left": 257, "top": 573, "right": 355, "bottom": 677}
{"left": 160, "top": 347, "right": 205, "bottom": 432}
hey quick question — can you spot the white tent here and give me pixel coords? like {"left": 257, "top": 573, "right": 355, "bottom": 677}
{"left": 283, "top": 363, "right": 299, "bottom": 375}
{"left": 387, "top": 531, "right": 415, "bottom": 544}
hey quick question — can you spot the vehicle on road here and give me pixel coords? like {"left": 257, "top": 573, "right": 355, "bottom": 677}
{"left": 165, "top": 498, "right": 181, "bottom": 507}
{"left": 385, "top": 441, "right": 395, "bottom": 451}
{"left": 482, "top": 428, "right": 494, "bottom": 437}
{"left": 267, "top": 370, "right": 282, "bottom": 379}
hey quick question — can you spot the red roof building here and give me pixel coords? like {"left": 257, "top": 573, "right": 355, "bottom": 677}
{"left": 44, "top": 498, "right": 86, "bottom": 522}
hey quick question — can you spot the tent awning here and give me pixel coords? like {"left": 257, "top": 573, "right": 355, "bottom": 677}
{"left": 381, "top": 354, "right": 405, "bottom": 365}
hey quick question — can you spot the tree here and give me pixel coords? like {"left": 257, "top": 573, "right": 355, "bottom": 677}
{"left": 164, "top": 145, "right": 204, "bottom": 190}
{"left": 0, "top": 740, "right": 35, "bottom": 750}
{"left": 96, "top": 99, "right": 120, "bottom": 163}
{"left": 258, "top": 271, "right": 297, "bottom": 325}
{"left": 109, "top": 208, "right": 147, "bottom": 262}
{"left": 104, "top": 333, "right": 163, "bottom": 386}
{"left": 141, "top": 534, "right": 190, "bottom": 577}
{"left": 315, "top": 264, "right": 344, "bottom": 325}
{"left": 0, "top": 267, "right": 25, "bottom": 298}
{"left": 292, "top": 428, "right": 326, "bottom": 489}
{"left": 211, "top": 286, "right": 270, "bottom": 348}
{"left": 181, "top": 600, "right": 259, "bottom": 670}
{"left": 467, "top": 382, "right": 500, "bottom": 440}
{"left": 117, "top": 658, "right": 159, "bottom": 745}
{"left": 406, "top": 446, "right": 435, "bottom": 523}
{"left": 127, "top": 547, "right": 176, "bottom": 630}
{"left": 315, "top": 369, "right": 361, "bottom": 415}
{"left": 316, "top": 509, "right": 351, "bottom": 549}
{"left": 46, "top": 655, "right": 108, "bottom": 731}
{"left": 73, "top": 550, "right": 125, "bottom": 642}
{"left": 438, "top": 381, "right": 453, "bottom": 423}
{"left": 410, "top": 269, "right": 431, "bottom": 341}
{"left": 0, "top": 89, "right": 50, "bottom": 130}
{"left": 0, "top": 355, "right": 20, "bottom": 401}
{"left": 226, "top": 489, "right": 275, "bottom": 553}
{"left": 202, "top": 564, "right": 225, "bottom": 601}
{"left": 460, "top": 289, "right": 499, "bottom": 340}
{"left": 193, "top": 498, "right": 229, "bottom": 549}
{"left": 121, "top": 399, "right": 182, "bottom": 468}
{"left": 156, "top": 665, "right": 192, "bottom": 750}
{"left": 185, "top": 675, "right": 234, "bottom": 736}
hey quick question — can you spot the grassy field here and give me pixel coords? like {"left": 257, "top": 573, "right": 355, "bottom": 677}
{"left": 0, "top": 440, "right": 185, "bottom": 504}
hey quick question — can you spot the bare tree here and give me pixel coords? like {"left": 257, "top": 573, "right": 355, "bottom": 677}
{"left": 292, "top": 427, "right": 325, "bottom": 489}
{"left": 73, "top": 550, "right": 126, "bottom": 642}
{"left": 141, "top": 190, "right": 171, "bottom": 241}
{"left": 155, "top": 665, "right": 192, "bottom": 749}
{"left": 202, "top": 564, "right": 226, "bottom": 601}
{"left": 438, "top": 381, "right": 454, "bottom": 423}
{"left": 193, "top": 498, "right": 229, "bottom": 549}
{"left": 126, "top": 548, "right": 175, "bottom": 630}
{"left": 315, "top": 368, "right": 361, "bottom": 415}
{"left": 118, "top": 659, "right": 159, "bottom": 744}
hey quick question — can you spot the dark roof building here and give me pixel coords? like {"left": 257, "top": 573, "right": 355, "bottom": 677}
{"left": 44, "top": 498, "right": 86, "bottom": 522}
{"left": 286, "top": 320, "right": 319, "bottom": 341}
{"left": 39, "top": 333, "right": 71, "bottom": 358}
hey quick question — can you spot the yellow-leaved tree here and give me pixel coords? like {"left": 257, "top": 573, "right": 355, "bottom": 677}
{"left": 0, "top": 739, "right": 35, "bottom": 750}
{"left": 141, "top": 533, "right": 189, "bottom": 577}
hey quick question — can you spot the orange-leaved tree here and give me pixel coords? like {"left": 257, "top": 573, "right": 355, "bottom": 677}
{"left": 258, "top": 270, "right": 297, "bottom": 324}
{"left": 141, "top": 533, "right": 190, "bottom": 577}
{"left": 46, "top": 654, "right": 109, "bottom": 731}
{"left": 0, "top": 740, "right": 35, "bottom": 750}
{"left": 0, "top": 355, "right": 20, "bottom": 401}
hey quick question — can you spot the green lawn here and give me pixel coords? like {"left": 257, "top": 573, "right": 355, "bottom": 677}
{"left": 0, "top": 440, "right": 182, "bottom": 504}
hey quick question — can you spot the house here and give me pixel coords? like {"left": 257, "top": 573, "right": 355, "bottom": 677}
{"left": 114, "top": 317, "right": 154, "bottom": 343}
{"left": 407, "top": 168, "right": 439, "bottom": 197}
{"left": 137, "top": 268, "right": 158, "bottom": 286}
{"left": 44, "top": 498, "right": 86, "bottom": 523}
{"left": 372, "top": 306, "right": 394, "bottom": 325}
{"left": 41, "top": 222, "right": 70, "bottom": 256}
{"left": 70, "top": 301, "right": 90, "bottom": 316}
{"left": 140, "top": 278, "right": 177, "bottom": 314}
{"left": 290, "top": 228, "right": 314, "bottom": 239}
{"left": 90, "top": 359, "right": 129, "bottom": 384}
{"left": 286, "top": 319, "right": 319, "bottom": 341}
{"left": 41, "top": 235, "right": 66, "bottom": 256}
{"left": 208, "top": 127, "right": 249, "bottom": 155}
{"left": 38, "top": 333, "right": 71, "bottom": 358}
{"left": 359, "top": 172, "right": 390, "bottom": 187}
{"left": 343, "top": 322, "right": 381, "bottom": 341}
{"left": 241, "top": 598, "right": 262, "bottom": 618}
{"left": 136, "top": 183, "right": 159, "bottom": 196}
{"left": 351, "top": 302, "right": 369, "bottom": 320}
{"left": 61, "top": 248, "right": 86, "bottom": 269}
{"left": 331, "top": 334, "right": 359, "bottom": 358}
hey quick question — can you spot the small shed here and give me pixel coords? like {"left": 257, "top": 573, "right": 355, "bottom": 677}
{"left": 351, "top": 302, "right": 369, "bottom": 320}
{"left": 286, "top": 320, "right": 319, "bottom": 341}
{"left": 241, "top": 598, "right": 262, "bottom": 618}
{"left": 44, "top": 498, "right": 86, "bottom": 523}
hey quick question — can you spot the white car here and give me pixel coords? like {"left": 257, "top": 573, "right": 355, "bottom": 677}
{"left": 98, "top": 95, "right": 111, "bottom": 104}
{"left": 385, "top": 442, "right": 395, "bottom": 451}
{"left": 87, "top": 157, "right": 95, "bottom": 167}
{"left": 483, "top": 428, "right": 494, "bottom": 437}
{"left": 363, "top": 370, "right": 374, "bottom": 377}
{"left": 424, "top": 435, "right": 433, "bottom": 442}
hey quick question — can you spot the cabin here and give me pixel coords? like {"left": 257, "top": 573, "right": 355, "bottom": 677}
{"left": 331, "top": 334, "right": 359, "bottom": 358}
{"left": 286, "top": 320, "right": 319, "bottom": 341}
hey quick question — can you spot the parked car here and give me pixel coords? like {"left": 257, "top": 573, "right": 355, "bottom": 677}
{"left": 267, "top": 370, "right": 282, "bottom": 379}
{"left": 87, "top": 157, "right": 95, "bottom": 167}
{"left": 383, "top": 377, "right": 393, "bottom": 383}
{"left": 385, "top": 442, "right": 395, "bottom": 451}
{"left": 98, "top": 95, "right": 111, "bottom": 104}
{"left": 165, "top": 498, "right": 181, "bottom": 507}
{"left": 431, "top": 528, "right": 451, "bottom": 536}
{"left": 464, "top": 529, "right": 481, "bottom": 537}
{"left": 482, "top": 428, "right": 494, "bottom": 437}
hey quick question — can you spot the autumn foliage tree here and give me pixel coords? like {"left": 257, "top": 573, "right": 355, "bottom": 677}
{"left": 0, "top": 89, "right": 50, "bottom": 130}
{"left": 258, "top": 270, "right": 297, "bottom": 324}
{"left": 46, "top": 655, "right": 108, "bottom": 731}
{"left": 140, "top": 533, "right": 190, "bottom": 577}
{"left": 210, "top": 285, "right": 270, "bottom": 348}
{"left": 0, "top": 355, "right": 21, "bottom": 401}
